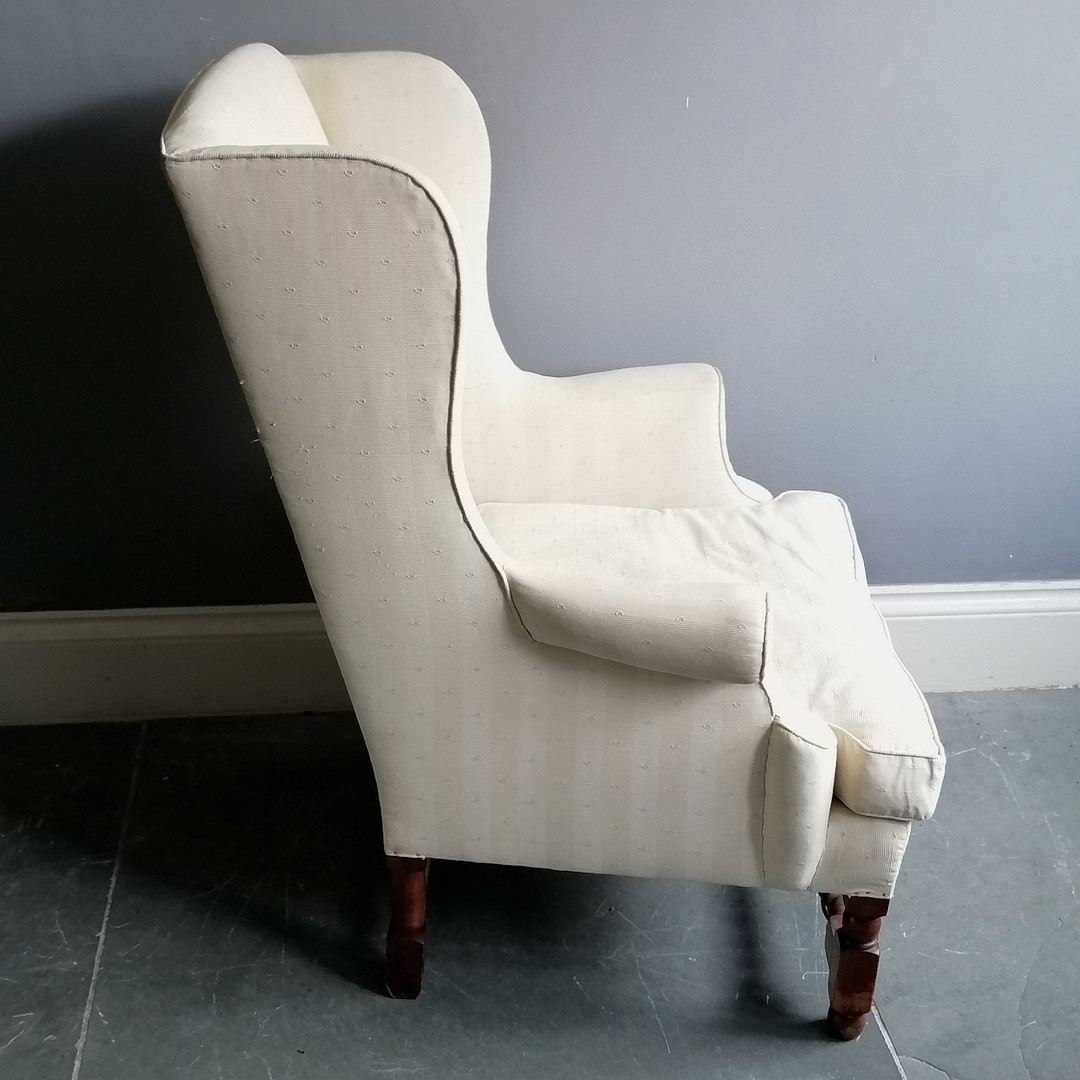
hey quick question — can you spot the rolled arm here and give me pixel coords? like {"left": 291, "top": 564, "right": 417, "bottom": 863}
{"left": 505, "top": 561, "right": 767, "bottom": 682}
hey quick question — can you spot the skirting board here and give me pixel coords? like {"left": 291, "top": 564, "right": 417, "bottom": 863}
{"left": 2, "top": 582, "right": 1078, "bottom": 725}
{"left": 873, "top": 581, "right": 1080, "bottom": 696}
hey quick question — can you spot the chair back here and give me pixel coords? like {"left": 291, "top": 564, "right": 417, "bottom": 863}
{"left": 162, "top": 45, "right": 512, "bottom": 739}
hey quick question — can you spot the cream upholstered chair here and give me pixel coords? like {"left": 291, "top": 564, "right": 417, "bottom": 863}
{"left": 162, "top": 43, "right": 945, "bottom": 1040}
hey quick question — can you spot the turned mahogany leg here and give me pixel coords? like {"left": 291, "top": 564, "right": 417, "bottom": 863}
{"left": 820, "top": 893, "right": 889, "bottom": 1040}
{"left": 386, "top": 856, "right": 428, "bottom": 999}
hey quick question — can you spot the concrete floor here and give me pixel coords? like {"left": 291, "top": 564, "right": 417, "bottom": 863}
{"left": 0, "top": 689, "right": 1076, "bottom": 1079}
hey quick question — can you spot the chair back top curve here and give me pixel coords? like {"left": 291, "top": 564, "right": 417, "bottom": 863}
{"left": 163, "top": 45, "right": 490, "bottom": 236}
{"left": 163, "top": 44, "right": 500, "bottom": 354}
{"left": 163, "top": 41, "right": 517, "bottom": 534}
{"left": 161, "top": 43, "right": 331, "bottom": 155}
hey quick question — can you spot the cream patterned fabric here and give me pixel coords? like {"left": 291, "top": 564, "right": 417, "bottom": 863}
{"left": 162, "top": 44, "right": 944, "bottom": 899}
{"left": 482, "top": 497, "right": 943, "bottom": 821}
{"left": 505, "top": 566, "right": 768, "bottom": 684}
{"left": 163, "top": 43, "right": 329, "bottom": 155}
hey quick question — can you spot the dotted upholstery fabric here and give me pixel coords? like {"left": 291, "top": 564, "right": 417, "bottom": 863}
{"left": 162, "top": 44, "right": 943, "bottom": 897}
{"left": 482, "top": 498, "right": 944, "bottom": 821}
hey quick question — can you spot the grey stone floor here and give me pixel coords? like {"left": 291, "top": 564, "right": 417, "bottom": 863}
{"left": 0, "top": 690, "right": 1076, "bottom": 1079}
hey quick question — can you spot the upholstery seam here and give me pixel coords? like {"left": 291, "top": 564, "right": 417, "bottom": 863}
{"left": 757, "top": 590, "right": 770, "bottom": 686}
{"left": 836, "top": 496, "right": 862, "bottom": 582}
{"left": 808, "top": 810, "right": 832, "bottom": 885}
{"left": 772, "top": 719, "right": 836, "bottom": 752}
{"left": 328, "top": 151, "right": 524, "bottom": 629}
{"left": 708, "top": 364, "right": 758, "bottom": 504}
{"left": 169, "top": 147, "right": 535, "bottom": 635}
{"left": 709, "top": 364, "right": 731, "bottom": 488}
{"left": 421, "top": 176, "right": 534, "bottom": 635}
{"left": 760, "top": 719, "right": 773, "bottom": 887}
{"left": 867, "top": 602, "right": 946, "bottom": 758}
{"left": 832, "top": 725, "right": 943, "bottom": 762}
{"left": 837, "top": 492, "right": 944, "bottom": 762}
{"left": 758, "top": 593, "right": 774, "bottom": 887}
{"left": 770, "top": 716, "right": 836, "bottom": 885}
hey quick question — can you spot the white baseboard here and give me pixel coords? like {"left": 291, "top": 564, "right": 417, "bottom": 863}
{"left": 0, "top": 605, "right": 350, "bottom": 725}
{"left": 873, "top": 581, "right": 1080, "bottom": 695}
{"left": 2, "top": 582, "right": 1077, "bottom": 725}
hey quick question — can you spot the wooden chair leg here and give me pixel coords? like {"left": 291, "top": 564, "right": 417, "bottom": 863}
{"left": 386, "top": 856, "right": 428, "bottom": 999}
{"left": 820, "top": 893, "right": 889, "bottom": 1040}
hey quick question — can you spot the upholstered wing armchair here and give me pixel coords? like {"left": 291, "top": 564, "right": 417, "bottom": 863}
{"left": 162, "top": 44, "right": 944, "bottom": 1040}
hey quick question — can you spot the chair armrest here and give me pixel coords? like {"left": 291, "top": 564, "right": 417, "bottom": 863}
{"left": 462, "top": 362, "right": 770, "bottom": 507}
{"left": 505, "top": 562, "right": 767, "bottom": 682}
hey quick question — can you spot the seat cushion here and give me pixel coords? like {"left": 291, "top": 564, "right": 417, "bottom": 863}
{"left": 479, "top": 492, "right": 945, "bottom": 821}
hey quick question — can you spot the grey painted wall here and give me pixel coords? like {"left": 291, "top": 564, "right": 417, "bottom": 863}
{"left": 3, "top": 2, "right": 1078, "bottom": 610}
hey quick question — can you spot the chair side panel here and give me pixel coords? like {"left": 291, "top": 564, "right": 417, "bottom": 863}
{"left": 165, "top": 152, "right": 779, "bottom": 889}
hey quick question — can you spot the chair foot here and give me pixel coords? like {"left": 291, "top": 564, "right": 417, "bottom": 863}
{"left": 826, "top": 1005, "right": 870, "bottom": 1041}
{"left": 820, "top": 893, "right": 889, "bottom": 1041}
{"left": 387, "top": 856, "right": 428, "bottom": 999}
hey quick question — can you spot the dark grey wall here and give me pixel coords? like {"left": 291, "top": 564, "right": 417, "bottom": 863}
{"left": 3, "top": 2, "right": 1078, "bottom": 610}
